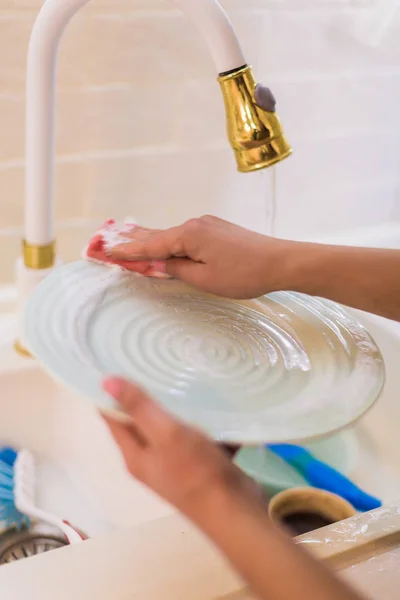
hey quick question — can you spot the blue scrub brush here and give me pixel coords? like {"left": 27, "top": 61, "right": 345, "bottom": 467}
{"left": 268, "top": 444, "right": 382, "bottom": 512}
{"left": 0, "top": 446, "right": 85, "bottom": 542}
{"left": 0, "top": 447, "right": 30, "bottom": 534}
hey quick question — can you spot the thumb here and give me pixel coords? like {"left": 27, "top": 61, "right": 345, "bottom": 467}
{"left": 166, "top": 258, "right": 207, "bottom": 288}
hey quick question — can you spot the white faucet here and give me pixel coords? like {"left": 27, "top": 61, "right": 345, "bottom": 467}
{"left": 16, "top": 0, "right": 291, "bottom": 354}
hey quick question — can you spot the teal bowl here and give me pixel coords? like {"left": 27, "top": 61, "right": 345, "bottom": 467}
{"left": 234, "top": 430, "right": 358, "bottom": 498}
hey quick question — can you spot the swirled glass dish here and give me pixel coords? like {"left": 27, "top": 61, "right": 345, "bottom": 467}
{"left": 24, "top": 261, "right": 385, "bottom": 444}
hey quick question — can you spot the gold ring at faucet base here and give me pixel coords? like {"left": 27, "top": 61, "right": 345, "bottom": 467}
{"left": 23, "top": 240, "right": 56, "bottom": 269}
{"left": 14, "top": 339, "right": 33, "bottom": 358}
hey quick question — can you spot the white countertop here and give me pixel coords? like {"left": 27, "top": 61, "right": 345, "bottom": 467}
{"left": 3, "top": 502, "right": 400, "bottom": 600}
{"left": 0, "top": 513, "right": 249, "bottom": 600}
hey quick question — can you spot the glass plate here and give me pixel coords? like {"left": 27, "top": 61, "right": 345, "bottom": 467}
{"left": 24, "top": 261, "right": 385, "bottom": 444}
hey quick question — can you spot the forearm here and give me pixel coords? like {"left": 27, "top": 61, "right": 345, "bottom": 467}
{"left": 185, "top": 483, "right": 363, "bottom": 600}
{"left": 283, "top": 243, "right": 400, "bottom": 321}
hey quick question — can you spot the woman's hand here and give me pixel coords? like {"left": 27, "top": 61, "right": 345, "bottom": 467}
{"left": 102, "top": 377, "right": 364, "bottom": 600}
{"left": 110, "top": 215, "right": 297, "bottom": 299}
{"left": 102, "top": 377, "right": 263, "bottom": 518}
{"left": 110, "top": 214, "right": 400, "bottom": 322}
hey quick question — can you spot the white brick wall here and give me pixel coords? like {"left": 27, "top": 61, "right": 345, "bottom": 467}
{"left": 0, "top": 0, "right": 399, "bottom": 281}
{"left": 257, "top": 1, "right": 400, "bottom": 238}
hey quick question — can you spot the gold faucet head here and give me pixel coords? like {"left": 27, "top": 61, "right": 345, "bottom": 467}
{"left": 218, "top": 65, "right": 292, "bottom": 173}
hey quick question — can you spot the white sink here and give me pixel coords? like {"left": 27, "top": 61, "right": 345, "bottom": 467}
{"left": 337, "top": 310, "right": 400, "bottom": 505}
{"left": 0, "top": 312, "right": 173, "bottom": 538}
{"left": 0, "top": 273, "right": 400, "bottom": 536}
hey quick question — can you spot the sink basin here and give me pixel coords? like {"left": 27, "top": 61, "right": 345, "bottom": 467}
{"left": 0, "top": 312, "right": 173, "bottom": 538}
{"left": 344, "top": 309, "right": 400, "bottom": 504}
{"left": 0, "top": 257, "right": 400, "bottom": 536}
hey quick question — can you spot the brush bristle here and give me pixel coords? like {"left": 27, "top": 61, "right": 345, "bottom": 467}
{"left": 14, "top": 450, "right": 36, "bottom": 514}
{"left": 0, "top": 448, "right": 30, "bottom": 532}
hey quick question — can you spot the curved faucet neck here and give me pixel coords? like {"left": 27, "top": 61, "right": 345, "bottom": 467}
{"left": 24, "top": 0, "right": 246, "bottom": 257}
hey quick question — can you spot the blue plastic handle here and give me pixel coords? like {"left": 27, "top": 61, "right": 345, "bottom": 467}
{"left": 268, "top": 444, "right": 382, "bottom": 512}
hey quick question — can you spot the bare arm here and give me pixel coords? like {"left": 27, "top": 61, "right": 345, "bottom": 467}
{"left": 288, "top": 243, "right": 400, "bottom": 321}
{"left": 103, "top": 378, "right": 365, "bottom": 600}
{"left": 192, "top": 481, "right": 363, "bottom": 600}
{"left": 110, "top": 216, "right": 400, "bottom": 322}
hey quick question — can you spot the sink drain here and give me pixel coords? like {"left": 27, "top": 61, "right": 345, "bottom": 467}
{"left": 0, "top": 524, "right": 68, "bottom": 565}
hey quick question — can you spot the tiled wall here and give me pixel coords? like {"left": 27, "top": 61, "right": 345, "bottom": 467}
{"left": 0, "top": 0, "right": 399, "bottom": 282}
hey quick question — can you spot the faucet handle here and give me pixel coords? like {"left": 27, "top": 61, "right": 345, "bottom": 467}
{"left": 254, "top": 84, "right": 276, "bottom": 113}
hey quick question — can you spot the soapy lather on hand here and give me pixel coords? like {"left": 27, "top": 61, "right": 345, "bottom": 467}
{"left": 85, "top": 219, "right": 167, "bottom": 278}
